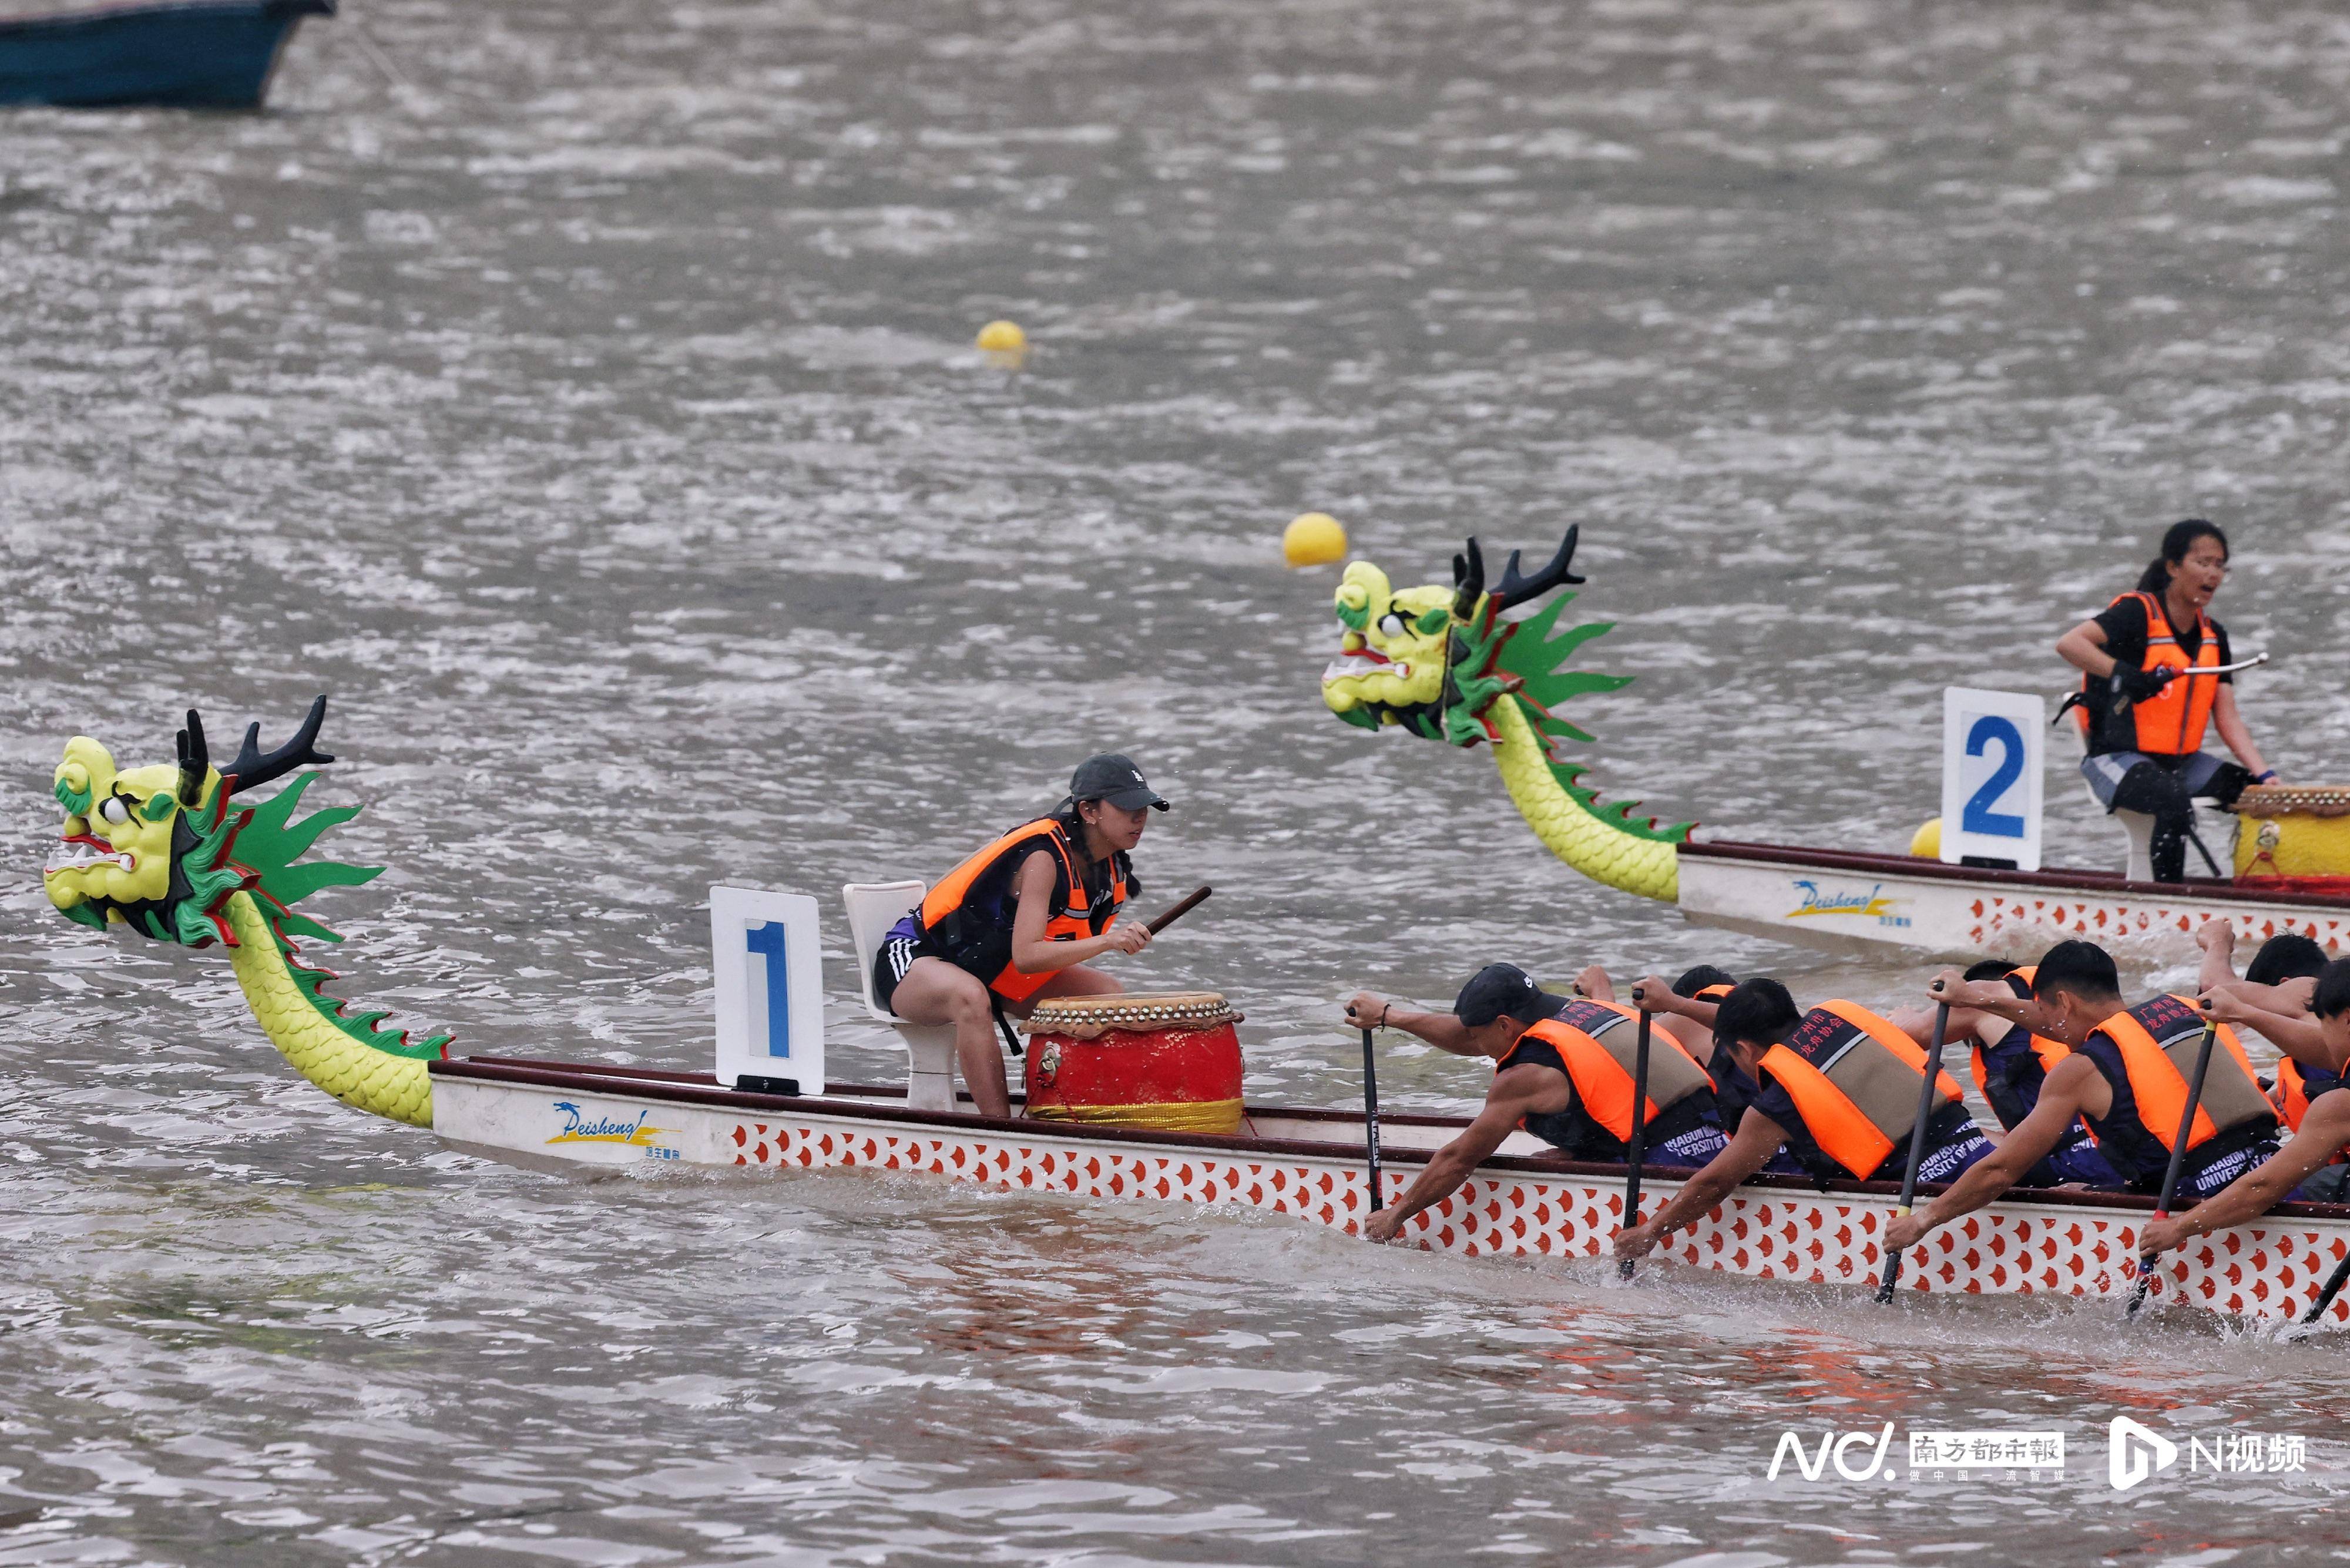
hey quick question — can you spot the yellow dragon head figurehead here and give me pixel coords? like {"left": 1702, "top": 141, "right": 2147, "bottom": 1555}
{"left": 43, "top": 696, "right": 450, "bottom": 1127}
{"left": 45, "top": 697, "right": 358, "bottom": 947}
{"left": 1318, "top": 527, "right": 1692, "bottom": 899}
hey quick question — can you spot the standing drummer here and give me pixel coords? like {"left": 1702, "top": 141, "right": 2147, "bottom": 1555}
{"left": 2056, "top": 519, "right": 2277, "bottom": 883}
{"left": 874, "top": 754, "right": 1164, "bottom": 1119}
{"left": 1347, "top": 963, "right": 1730, "bottom": 1244}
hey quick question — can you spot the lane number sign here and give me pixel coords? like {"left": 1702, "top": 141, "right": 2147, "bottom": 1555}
{"left": 711, "top": 884, "right": 824, "bottom": 1095}
{"left": 1940, "top": 688, "right": 2044, "bottom": 872}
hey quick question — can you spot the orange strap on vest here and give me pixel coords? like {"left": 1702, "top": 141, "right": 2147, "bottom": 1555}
{"left": 918, "top": 818, "right": 1126, "bottom": 1002}
{"left": 1758, "top": 1000, "right": 1965, "bottom": 1180}
{"left": 1513, "top": 1003, "right": 1714, "bottom": 1144}
{"left": 2094, "top": 1000, "right": 2267, "bottom": 1154}
{"left": 2074, "top": 591, "right": 2220, "bottom": 756}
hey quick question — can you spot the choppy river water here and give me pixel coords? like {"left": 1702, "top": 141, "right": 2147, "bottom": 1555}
{"left": 6, "top": 0, "right": 2350, "bottom": 1562}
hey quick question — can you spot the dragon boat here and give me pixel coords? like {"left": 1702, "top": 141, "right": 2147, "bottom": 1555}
{"left": 38, "top": 701, "right": 2350, "bottom": 1328}
{"left": 0, "top": 0, "right": 331, "bottom": 110}
{"left": 1317, "top": 529, "right": 2350, "bottom": 960}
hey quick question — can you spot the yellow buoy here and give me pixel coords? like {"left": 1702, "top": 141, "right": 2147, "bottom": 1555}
{"left": 1909, "top": 817, "right": 1942, "bottom": 859}
{"left": 975, "top": 320, "right": 1027, "bottom": 352}
{"left": 1283, "top": 512, "right": 1348, "bottom": 568}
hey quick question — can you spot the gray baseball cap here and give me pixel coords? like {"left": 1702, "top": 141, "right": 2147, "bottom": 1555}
{"left": 1070, "top": 753, "right": 1169, "bottom": 812}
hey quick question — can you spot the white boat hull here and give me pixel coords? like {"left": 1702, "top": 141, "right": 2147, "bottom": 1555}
{"left": 433, "top": 1057, "right": 2350, "bottom": 1327}
{"left": 1677, "top": 840, "right": 2350, "bottom": 958}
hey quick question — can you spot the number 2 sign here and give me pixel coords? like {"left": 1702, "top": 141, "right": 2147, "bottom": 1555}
{"left": 1940, "top": 689, "right": 2044, "bottom": 872}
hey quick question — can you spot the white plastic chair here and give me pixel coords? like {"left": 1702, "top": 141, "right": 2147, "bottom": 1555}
{"left": 842, "top": 881, "right": 961, "bottom": 1113}
{"left": 2079, "top": 781, "right": 2236, "bottom": 884}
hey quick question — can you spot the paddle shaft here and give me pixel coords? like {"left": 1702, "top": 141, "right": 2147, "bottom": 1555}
{"left": 1145, "top": 885, "right": 1211, "bottom": 936}
{"left": 1361, "top": 1028, "right": 1385, "bottom": 1221}
{"left": 2303, "top": 1250, "right": 2350, "bottom": 1327}
{"left": 2128, "top": 1019, "right": 2221, "bottom": 1318}
{"left": 1875, "top": 1002, "right": 1952, "bottom": 1304}
{"left": 1618, "top": 1002, "right": 1655, "bottom": 1281}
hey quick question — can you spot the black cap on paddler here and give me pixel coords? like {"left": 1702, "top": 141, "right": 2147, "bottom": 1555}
{"left": 1070, "top": 753, "right": 1169, "bottom": 812}
{"left": 1452, "top": 963, "right": 1568, "bottom": 1028}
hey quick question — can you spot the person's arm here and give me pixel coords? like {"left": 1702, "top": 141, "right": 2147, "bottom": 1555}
{"left": 1631, "top": 975, "right": 1718, "bottom": 1030}
{"left": 1342, "top": 992, "right": 1476, "bottom": 1056}
{"left": 2198, "top": 990, "right": 2330, "bottom": 1068}
{"left": 2056, "top": 617, "right": 2116, "bottom": 678}
{"left": 1612, "top": 1107, "right": 1785, "bottom": 1257}
{"left": 1884, "top": 1055, "right": 2107, "bottom": 1249}
{"left": 2210, "top": 683, "right": 2272, "bottom": 780}
{"left": 1367, "top": 1068, "right": 1548, "bottom": 1241}
{"left": 1886, "top": 1003, "right": 1993, "bottom": 1050}
{"left": 2141, "top": 1092, "right": 2350, "bottom": 1254}
{"left": 1009, "top": 852, "right": 1147, "bottom": 973}
{"left": 1924, "top": 969, "right": 2058, "bottom": 1039}
{"left": 2195, "top": 921, "right": 2240, "bottom": 995}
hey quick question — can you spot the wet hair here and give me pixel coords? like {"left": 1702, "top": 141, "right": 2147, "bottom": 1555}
{"left": 1963, "top": 959, "right": 2015, "bottom": 983}
{"left": 2134, "top": 518, "right": 2230, "bottom": 595}
{"left": 2246, "top": 934, "right": 2328, "bottom": 987}
{"left": 2029, "top": 940, "right": 2121, "bottom": 1005}
{"left": 1673, "top": 964, "right": 1739, "bottom": 999}
{"left": 2315, "top": 959, "right": 2350, "bottom": 1021}
{"left": 1714, "top": 977, "right": 1801, "bottom": 1049}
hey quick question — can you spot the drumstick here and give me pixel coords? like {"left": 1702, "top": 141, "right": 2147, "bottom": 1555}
{"left": 2115, "top": 653, "right": 2269, "bottom": 715}
{"left": 1145, "top": 886, "right": 1212, "bottom": 935}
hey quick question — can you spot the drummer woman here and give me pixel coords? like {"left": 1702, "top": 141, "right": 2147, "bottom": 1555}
{"left": 875, "top": 754, "right": 1165, "bottom": 1117}
{"left": 2056, "top": 518, "right": 2276, "bottom": 882}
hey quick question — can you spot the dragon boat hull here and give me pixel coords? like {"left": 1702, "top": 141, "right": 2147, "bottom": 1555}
{"left": 0, "top": 0, "right": 331, "bottom": 110}
{"left": 1677, "top": 840, "right": 2350, "bottom": 959}
{"left": 432, "top": 1056, "right": 2350, "bottom": 1327}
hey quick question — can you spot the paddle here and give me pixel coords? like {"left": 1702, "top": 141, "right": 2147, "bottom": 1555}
{"left": 1875, "top": 1002, "right": 1952, "bottom": 1304}
{"left": 2127, "top": 1016, "right": 2222, "bottom": 1318}
{"left": 1146, "top": 885, "right": 1212, "bottom": 935}
{"left": 2301, "top": 1251, "right": 2350, "bottom": 1328}
{"left": 1361, "top": 1026, "right": 1385, "bottom": 1224}
{"left": 1618, "top": 991, "right": 1656, "bottom": 1281}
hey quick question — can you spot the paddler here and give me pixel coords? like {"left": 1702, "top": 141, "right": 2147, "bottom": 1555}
{"left": 2140, "top": 960, "right": 2350, "bottom": 1255}
{"left": 1881, "top": 939, "right": 2283, "bottom": 1253}
{"left": 1952, "top": 959, "right": 2120, "bottom": 1187}
{"left": 2056, "top": 519, "right": 2276, "bottom": 883}
{"left": 1590, "top": 963, "right": 1811, "bottom": 1177}
{"left": 872, "top": 754, "right": 1165, "bottom": 1119}
{"left": 1346, "top": 963, "right": 1731, "bottom": 1244}
{"left": 1613, "top": 979, "right": 1997, "bottom": 1264}
{"left": 2192, "top": 925, "right": 2344, "bottom": 1200}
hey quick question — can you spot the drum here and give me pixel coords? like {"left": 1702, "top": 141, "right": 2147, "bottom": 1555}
{"left": 1022, "top": 991, "right": 1246, "bottom": 1135}
{"left": 2234, "top": 784, "right": 2350, "bottom": 894}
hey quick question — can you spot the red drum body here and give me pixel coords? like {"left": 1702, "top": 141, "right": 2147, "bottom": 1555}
{"left": 1023, "top": 992, "right": 1245, "bottom": 1136}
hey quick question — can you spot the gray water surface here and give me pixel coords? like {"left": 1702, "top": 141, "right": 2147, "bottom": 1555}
{"left": 6, "top": 1, "right": 2350, "bottom": 1562}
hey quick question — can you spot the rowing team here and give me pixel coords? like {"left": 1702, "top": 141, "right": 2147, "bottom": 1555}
{"left": 1344, "top": 922, "right": 2349, "bottom": 1263}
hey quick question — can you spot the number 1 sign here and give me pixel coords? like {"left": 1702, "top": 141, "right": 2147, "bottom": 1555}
{"left": 711, "top": 884, "right": 824, "bottom": 1096}
{"left": 1940, "top": 688, "right": 2044, "bottom": 872}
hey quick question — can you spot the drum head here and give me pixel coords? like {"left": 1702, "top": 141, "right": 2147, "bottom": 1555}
{"left": 2237, "top": 784, "right": 2350, "bottom": 820}
{"left": 1023, "top": 991, "right": 1243, "bottom": 1038}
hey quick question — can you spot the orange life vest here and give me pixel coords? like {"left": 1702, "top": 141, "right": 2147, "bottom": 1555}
{"left": 1757, "top": 1000, "right": 1968, "bottom": 1181}
{"left": 1507, "top": 999, "right": 1715, "bottom": 1144}
{"left": 2084, "top": 996, "right": 2272, "bottom": 1161}
{"left": 2268, "top": 1057, "right": 2350, "bottom": 1164}
{"left": 918, "top": 818, "right": 1127, "bottom": 1002}
{"left": 1967, "top": 965, "right": 2076, "bottom": 1119}
{"left": 2073, "top": 590, "right": 2221, "bottom": 757}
